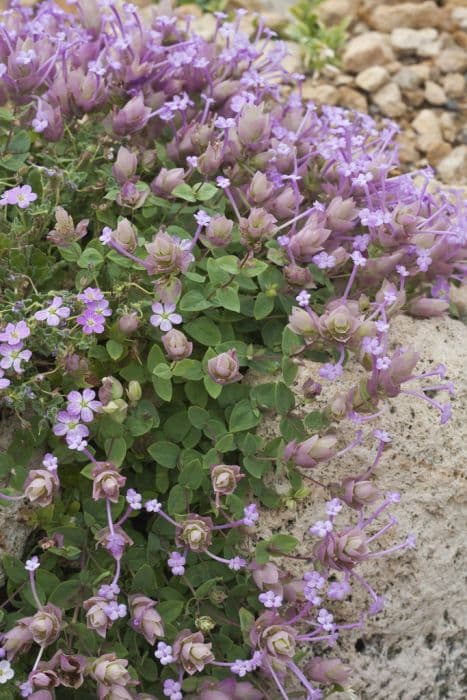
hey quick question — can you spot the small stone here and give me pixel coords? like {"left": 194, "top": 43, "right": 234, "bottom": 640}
{"left": 452, "top": 7, "right": 467, "bottom": 30}
{"left": 373, "top": 82, "right": 406, "bottom": 118}
{"left": 442, "top": 73, "right": 465, "bottom": 99}
{"left": 424, "top": 81, "right": 447, "bottom": 106}
{"left": 439, "top": 113, "right": 458, "bottom": 142}
{"left": 436, "top": 48, "right": 467, "bottom": 73}
{"left": 337, "top": 86, "right": 368, "bottom": 113}
{"left": 405, "top": 89, "right": 426, "bottom": 108}
{"left": 369, "top": 1, "right": 443, "bottom": 31}
{"left": 427, "top": 142, "right": 452, "bottom": 165}
{"left": 437, "top": 146, "right": 467, "bottom": 184}
{"left": 318, "top": 0, "right": 360, "bottom": 25}
{"left": 281, "top": 42, "right": 303, "bottom": 74}
{"left": 355, "top": 66, "right": 389, "bottom": 92}
{"left": 343, "top": 32, "right": 395, "bottom": 73}
{"left": 301, "top": 82, "right": 339, "bottom": 106}
{"left": 397, "top": 133, "right": 420, "bottom": 164}
{"left": 390, "top": 28, "right": 439, "bottom": 56}
{"left": 394, "top": 67, "right": 424, "bottom": 91}
{"left": 412, "top": 109, "right": 443, "bottom": 152}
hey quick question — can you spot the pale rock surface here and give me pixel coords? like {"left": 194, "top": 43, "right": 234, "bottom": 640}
{"left": 318, "top": 0, "right": 360, "bottom": 25}
{"left": 424, "top": 80, "right": 447, "bottom": 106}
{"left": 372, "top": 82, "right": 405, "bottom": 118}
{"left": 436, "top": 48, "right": 467, "bottom": 72}
{"left": 355, "top": 66, "right": 389, "bottom": 92}
{"left": 442, "top": 72, "right": 466, "bottom": 99}
{"left": 390, "top": 27, "right": 439, "bottom": 56}
{"left": 343, "top": 32, "right": 394, "bottom": 73}
{"left": 368, "top": 1, "right": 443, "bottom": 31}
{"left": 252, "top": 314, "right": 467, "bottom": 699}
{"left": 437, "top": 146, "right": 467, "bottom": 184}
{"left": 412, "top": 109, "right": 443, "bottom": 153}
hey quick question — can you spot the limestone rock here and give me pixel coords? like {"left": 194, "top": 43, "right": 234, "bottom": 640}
{"left": 393, "top": 66, "right": 424, "bottom": 91}
{"left": 302, "top": 82, "right": 339, "bottom": 106}
{"left": 369, "top": 1, "right": 443, "bottom": 31}
{"left": 337, "top": 86, "right": 368, "bottom": 113}
{"left": 253, "top": 314, "right": 467, "bottom": 699}
{"left": 390, "top": 27, "right": 439, "bottom": 56}
{"left": 343, "top": 32, "right": 394, "bottom": 73}
{"left": 424, "top": 80, "right": 447, "bottom": 106}
{"left": 355, "top": 66, "right": 389, "bottom": 92}
{"left": 318, "top": 0, "right": 360, "bottom": 25}
{"left": 412, "top": 109, "right": 443, "bottom": 153}
{"left": 442, "top": 72, "right": 466, "bottom": 99}
{"left": 372, "top": 82, "right": 405, "bottom": 118}
{"left": 436, "top": 48, "right": 467, "bottom": 73}
{"left": 437, "top": 146, "right": 467, "bottom": 184}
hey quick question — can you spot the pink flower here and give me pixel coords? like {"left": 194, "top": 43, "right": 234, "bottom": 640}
{"left": 77, "top": 310, "right": 105, "bottom": 334}
{"left": 34, "top": 297, "right": 70, "bottom": 327}
{"left": 0, "top": 343, "right": 31, "bottom": 373}
{"left": 0, "top": 185, "right": 37, "bottom": 208}
{"left": 0, "top": 369, "right": 10, "bottom": 390}
{"left": 0, "top": 321, "right": 30, "bottom": 345}
{"left": 53, "top": 411, "right": 89, "bottom": 440}
{"left": 150, "top": 303, "right": 182, "bottom": 332}
{"left": 67, "top": 389, "right": 101, "bottom": 422}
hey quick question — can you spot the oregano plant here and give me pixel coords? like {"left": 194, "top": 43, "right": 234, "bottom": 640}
{"left": 0, "top": 2, "right": 464, "bottom": 699}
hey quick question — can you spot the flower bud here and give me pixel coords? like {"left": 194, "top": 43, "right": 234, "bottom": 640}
{"left": 248, "top": 172, "right": 274, "bottom": 203}
{"left": 306, "top": 657, "right": 352, "bottom": 686}
{"left": 252, "top": 613, "right": 296, "bottom": 662}
{"left": 162, "top": 329, "right": 193, "bottom": 361}
{"left": 202, "top": 214, "right": 233, "bottom": 248}
{"left": 197, "top": 142, "right": 223, "bottom": 177}
{"left": 101, "top": 399, "right": 128, "bottom": 423}
{"left": 195, "top": 616, "right": 216, "bottom": 633}
{"left": 210, "top": 464, "right": 243, "bottom": 504}
{"left": 99, "top": 685, "right": 135, "bottom": 700}
{"left": 47, "top": 206, "right": 88, "bottom": 247}
{"left": 177, "top": 515, "right": 213, "bottom": 552}
{"left": 320, "top": 303, "right": 361, "bottom": 344}
{"left": 154, "top": 276, "right": 183, "bottom": 305}
{"left": 287, "top": 307, "right": 320, "bottom": 339}
{"left": 145, "top": 231, "right": 193, "bottom": 275}
{"left": 207, "top": 350, "right": 242, "bottom": 385}
{"left": 283, "top": 264, "right": 315, "bottom": 289}
{"left": 324, "top": 393, "right": 349, "bottom": 421}
{"left": 92, "top": 463, "right": 126, "bottom": 503}
{"left": 128, "top": 595, "right": 164, "bottom": 645}
{"left": 302, "top": 379, "right": 322, "bottom": 398}
{"left": 326, "top": 196, "right": 357, "bottom": 232}
{"left": 173, "top": 630, "right": 214, "bottom": 675}
{"left": 151, "top": 168, "right": 185, "bottom": 196}
{"left": 239, "top": 208, "right": 277, "bottom": 248}
{"left": 375, "top": 280, "right": 406, "bottom": 317}
{"left": 112, "top": 219, "right": 137, "bottom": 252}
{"left": 112, "top": 147, "right": 137, "bottom": 185}
{"left": 288, "top": 215, "right": 331, "bottom": 262}
{"left": 408, "top": 297, "right": 449, "bottom": 318}
{"left": 24, "top": 469, "right": 59, "bottom": 506}
{"left": 338, "top": 478, "right": 380, "bottom": 509}
{"left": 237, "top": 104, "right": 270, "bottom": 147}
{"left": 209, "top": 587, "right": 228, "bottom": 606}
{"left": 28, "top": 668, "right": 59, "bottom": 692}
{"left": 0, "top": 621, "right": 32, "bottom": 660}
{"left": 99, "top": 377, "right": 124, "bottom": 404}
{"left": 48, "top": 650, "right": 86, "bottom": 688}
{"left": 270, "top": 186, "right": 299, "bottom": 220}
{"left": 112, "top": 95, "right": 151, "bottom": 136}
{"left": 90, "top": 654, "right": 131, "bottom": 687}
{"left": 83, "top": 597, "right": 112, "bottom": 639}
{"left": 95, "top": 526, "right": 133, "bottom": 559}
{"left": 315, "top": 527, "right": 368, "bottom": 569}
{"left": 250, "top": 562, "right": 280, "bottom": 590}
{"left": 29, "top": 605, "right": 62, "bottom": 647}
{"left": 126, "top": 380, "right": 142, "bottom": 403}
{"left": 287, "top": 434, "right": 337, "bottom": 469}
{"left": 116, "top": 181, "right": 148, "bottom": 209}
{"left": 118, "top": 313, "right": 139, "bottom": 335}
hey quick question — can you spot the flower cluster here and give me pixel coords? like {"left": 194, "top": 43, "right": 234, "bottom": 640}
{"left": 0, "top": 1, "right": 465, "bottom": 699}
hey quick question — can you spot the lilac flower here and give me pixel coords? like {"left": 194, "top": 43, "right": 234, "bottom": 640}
{"left": 0, "top": 185, "right": 37, "bottom": 209}
{"left": 99, "top": 227, "right": 113, "bottom": 244}
{"left": 186, "top": 156, "right": 198, "bottom": 168}
{"left": 0, "top": 660, "right": 14, "bottom": 684}
{"left": 194, "top": 210, "right": 211, "bottom": 227}
{"left": 19, "top": 680, "right": 32, "bottom": 697}
{"left": 376, "top": 356, "right": 391, "bottom": 370}
{"left": 327, "top": 580, "right": 351, "bottom": 600}
{"left": 42, "top": 452, "right": 58, "bottom": 472}
{"left": 103, "top": 601, "right": 127, "bottom": 621}
{"left": 53, "top": 411, "right": 90, "bottom": 440}
{"left": 259, "top": 591, "right": 283, "bottom": 608}
{"left": 0, "top": 370, "right": 10, "bottom": 390}
{"left": 374, "top": 429, "right": 391, "bottom": 443}
{"left": 216, "top": 176, "right": 231, "bottom": 189}
{"left": 325, "top": 498, "right": 342, "bottom": 517}
{"left": 25, "top": 557, "right": 40, "bottom": 572}
{"left": 163, "top": 679, "right": 183, "bottom": 700}
{"left": 150, "top": 303, "right": 182, "bottom": 332}
{"left": 145, "top": 499, "right": 162, "bottom": 513}
{"left": 155, "top": 642, "right": 175, "bottom": 665}
{"left": 98, "top": 583, "right": 120, "bottom": 600}
{"left": 87, "top": 299, "right": 112, "bottom": 320}
{"left": 243, "top": 503, "right": 259, "bottom": 526}
{"left": 312, "top": 252, "right": 336, "bottom": 269}
{"left": 76, "top": 309, "right": 105, "bottom": 334}
{"left": 309, "top": 520, "right": 333, "bottom": 537}
{"left": 296, "top": 290, "right": 311, "bottom": 307}
{"left": 0, "top": 321, "right": 30, "bottom": 345}
{"left": 77, "top": 287, "right": 105, "bottom": 303}
{"left": 167, "top": 551, "right": 186, "bottom": 576}
{"left": 317, "top": 608, "right": 335, "bottom": 631}
{"left": 126, "top": 489, "right": 142, "bottom": 510}
{"left": 34, "top": 296, "right": 70, "bottom": 326}
{"left": 228, "top": 557, "right": 246, "bottom": 571}
{"left": 350, "top": 251, "right": 366, "bottom": 267}
{"left": 67, "top": 389, "right": 102, "bottom": 422}
{"left": 319, "top": 362, "right": 343, "bottom": 381}
{"left": 0, "top": 344, "right": 32, "bottom": 373}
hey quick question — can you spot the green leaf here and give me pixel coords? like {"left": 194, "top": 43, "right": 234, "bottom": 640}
{"left": 282, "top": 357, "right": 298, "bottom": 384}
{"left": 215, "top": 285, "right": 240, "bottom": 312}
{"left": 275, "top": 382, "right": 295, "bottom": 414}
{"left": 243, "top": 456, "right": 267, "bottom": 478}
{"left": 106, "top": 339, "right": 123, "bottom": 361}
{"left": 184, "top": 317, "right": 221, "bottom": 346}
{"left": 215, "top": 432, "right": 235, "bottom": 452}
{"left": 180, "top": 290, "right": 213, "bottom": 312}
{"left": 255, "top": 540, "right": 270, "bottom": 564}
{"left": 167, "top": 484, "right": 189, "bottom": 515}
{"left": 148, "top": 441, "right": 180, "bottom": 469}
{"left": 195, "top": 182, "right": 218, "bottom": 201}
{"left": 304, "top": 411, "right": 326, "bottom": 431}
{"left": 172, "top": 359, "right": 204, "bottom": 380}
{"left": 216, "top": 256, "right": 239, "bottom": 274}
{"left": 203, "top": 375, "right": 222, "bottom": 399}
{"left": 152, "top": 375, "right": 172, "bottom": 402}
{"left": 49, "top": 579, "right": 84, "bottom": 609}
{"left": 2, "top": 555, "right": 27, "bottom": 584}
{"left": 172, "top": 183, "right": 197, "bottom": 202}
{"left": 153, "top": 362, "right": 172, "bottom": 380}
{"left": 239, "top": 607, "right": 255, "bottom": 643}
{"left": 187, "top": 406, "right": 210, "bottom": 429}
{"left": 105, "top": 436, "right": 127, "bottom": 467}
{"left": 282, "top": 326, "right": 303, "bottom": 354}
{"left": 157, "top": 600, "right": 184, "bottom": 623}
{"left": 58, "top": 242, "right": 82, "bottom": 263}
{"left": 132, "top": 564, "right": 157, "bottom": 595}
{"left": 229, "top": 400, "right": 261, "bottom": 433}
{"left": 268, "top": 534, "right": 299, "bottom": 555}
{"left": 253, "top": 292, "right": 275, "bottom": 320}
{"left": 77, "top": 247, "right": 104, "bottom": 269}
